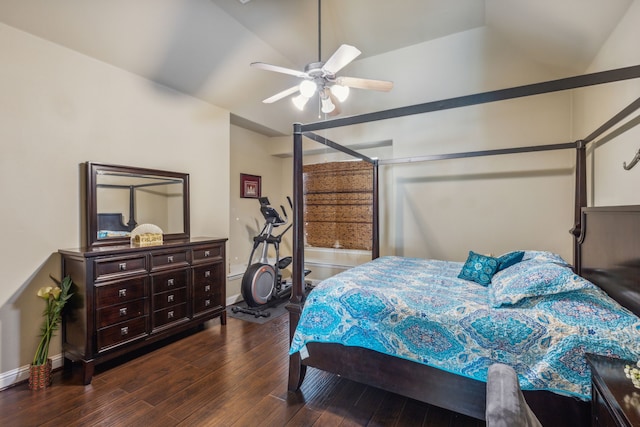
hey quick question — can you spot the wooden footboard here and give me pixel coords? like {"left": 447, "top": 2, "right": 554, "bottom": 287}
{"left": 298, "top": 342, "right": 486, "bottom": 419}
{"left": 288, "top": 339, "right": 589, "bottom": 426}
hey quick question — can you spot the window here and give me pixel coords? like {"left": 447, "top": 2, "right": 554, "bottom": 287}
{"left": 303, "top": 161, "right": 373, "bottom": 250}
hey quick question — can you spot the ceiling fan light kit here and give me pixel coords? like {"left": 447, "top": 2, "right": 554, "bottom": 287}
{"left": 330, "top": 84, "right": 349, "bottom": 102}
{"left": 320, "top": 89, "right": 336, "bottom": 114}
{"left": 250, "top": 0, "right": 392, "bottom": 115}
{"left": 292, "top": 93, "right": 310, "bottom": 111}
{"left": 299, "top": 79, "right": 317, "bottom": 98}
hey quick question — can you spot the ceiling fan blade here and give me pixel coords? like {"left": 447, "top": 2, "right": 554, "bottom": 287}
{"left": 263, "top": 85, "right": 299, "bottom": 104}
{"left": 337, "top": 76, "right": 394, "bottom": 92}
{"left": 322, "top": 44, "right": 361, "bottom": 75}
{"left": 251, "top": 62, "right": 308, "bottom": 78}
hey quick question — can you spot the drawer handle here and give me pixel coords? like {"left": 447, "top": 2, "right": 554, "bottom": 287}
{"left": 167, "top": 256, "right": 174, "bottom": 263}
{"left": 119, "top": 262, "right": 127, "bottom": 271}
{"left": 119, "top": 307, "right": 127, "bottom": 316}
{"left": 121, "top": 326, "right": 129, "bottom": 336}
{"left": 167, "top": 294, "right": 174, "bottom": 303}
{"left": 168, "top": 311, "right": 174, "bottom": 319}
{"left": 204, "top": 285, "right": 211, "bottom": 292}
{"left": 204, "top": 270, "right": 211, "bottom": 278}
{"left": 204, "top": 299, "right": 211, "bottom": 307}
{"left": 204, "top": 250, "right": 210, "bottom": 257}
{"left": 118, "top": 289, "right": 127, "bottom": 298}
{"left": 167, "top": 278, "right": 174, "bottom": 286}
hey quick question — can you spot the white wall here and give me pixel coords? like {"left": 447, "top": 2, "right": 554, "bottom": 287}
{"left": 228, "top": 125, "right": 289, "bottom": 300}
{"left": 573, "top": 0, "right": 640, "bottom": 206}
{"left": 0, "top": 23, "right": 230, "bottom": 385}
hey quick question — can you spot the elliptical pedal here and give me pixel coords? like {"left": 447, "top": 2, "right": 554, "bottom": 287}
{"left": 231, "top": 304, "right": 271, "bottom": 318}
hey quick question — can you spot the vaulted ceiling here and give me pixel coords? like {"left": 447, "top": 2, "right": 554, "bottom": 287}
{"left": 0, "top": 0, "right": 634, "bottom": 135}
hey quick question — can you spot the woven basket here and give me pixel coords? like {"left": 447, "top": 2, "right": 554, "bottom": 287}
{"left": 28, "top": 359, "right": 52, "bottom": 390}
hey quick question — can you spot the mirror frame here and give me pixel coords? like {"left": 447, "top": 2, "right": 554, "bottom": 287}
{"left": 86, "top": 162, "right": 190, "bottom": 248}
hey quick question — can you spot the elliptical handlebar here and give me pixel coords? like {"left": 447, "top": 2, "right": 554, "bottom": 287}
{"left": 259, "top": 196, "right": 293, "bottom": 228}
{"left": 259, "top": 197, "right": 286, "bottom": 226}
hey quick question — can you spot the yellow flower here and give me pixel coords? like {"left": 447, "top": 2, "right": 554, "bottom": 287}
{"left": 33, "top": 276, "right": 74, "bottom": 366}
{"left": 37, "top": 286, "right": 53, "bottom": 299}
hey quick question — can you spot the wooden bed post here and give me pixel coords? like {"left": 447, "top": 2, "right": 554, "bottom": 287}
{"left": 372, "top": 160, "right": 380, "bottom": 259}
{"left": 571, "top": 140, "right": 587, "bottom": 268}
{"left": 290, "top": 122, "right": 305, "bottom": 307}
{"left": 287, "top": 122, "right": 307, "bottom": 391}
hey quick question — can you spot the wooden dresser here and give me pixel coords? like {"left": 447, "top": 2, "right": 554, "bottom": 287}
{"left": 60, "top": 237, "right": 227, "bottom": 384}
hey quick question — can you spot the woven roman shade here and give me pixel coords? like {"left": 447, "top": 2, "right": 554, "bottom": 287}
{"left": 303, "top": 161, "right": 373, "bottom": 250}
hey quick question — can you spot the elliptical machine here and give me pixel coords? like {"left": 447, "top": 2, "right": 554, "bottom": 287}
{"left": 233, "top": 196, "right": 294, "bottom": 317}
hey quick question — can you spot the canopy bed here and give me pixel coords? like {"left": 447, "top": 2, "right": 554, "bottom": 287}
{"left": 286, "top": 65, "right": 640, "bottom": 426}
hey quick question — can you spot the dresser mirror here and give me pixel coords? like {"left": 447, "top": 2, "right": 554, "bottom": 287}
{"left": 86, "top": 162, "right": 190, "bottom": 247}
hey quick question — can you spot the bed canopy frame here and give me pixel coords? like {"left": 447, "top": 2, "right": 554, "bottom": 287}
{"left": 286, "top": 64, "right": 640, "bottom": 425}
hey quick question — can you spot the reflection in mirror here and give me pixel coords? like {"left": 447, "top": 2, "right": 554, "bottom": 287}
{"left": 96, "top": 171, "right": 184, "bottom": 238}
{"left": 87, "top": 163, "right": 190, "bottom": 248}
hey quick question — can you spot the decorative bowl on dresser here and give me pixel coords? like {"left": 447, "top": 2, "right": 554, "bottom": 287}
{"left": 60, "top": 162, "right": 228, "bottom": 384}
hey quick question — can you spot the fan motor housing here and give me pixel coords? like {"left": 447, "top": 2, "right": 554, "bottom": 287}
{"left": 305, "top": 61, "right": 333, "bottom": 79}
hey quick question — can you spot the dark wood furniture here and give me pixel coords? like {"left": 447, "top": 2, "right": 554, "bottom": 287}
{"left": 62, "top": 162, "right": 228, "bottom": 384}
{"left": 287, "top": 65, "right": 640, "bottom": 427}
{"left": 60, "top": 237, "right": 227, "bottom": 384}
{"left": 587, "top": 354, "right": 640, "bottom": 427}
{"left": 86, "top": 162, "right": 190, "bottom": 248}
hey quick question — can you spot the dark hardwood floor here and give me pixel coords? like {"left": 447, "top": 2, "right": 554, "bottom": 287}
{"left": 0, "top": 311, "right": 485, "bottom": 426}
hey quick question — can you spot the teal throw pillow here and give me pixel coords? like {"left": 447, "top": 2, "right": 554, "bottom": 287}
{"left": 497, "top": 251, "right": 525, "bottom": 271}
{"left": 458, "top": 251, "right": 499, "bottom": 286}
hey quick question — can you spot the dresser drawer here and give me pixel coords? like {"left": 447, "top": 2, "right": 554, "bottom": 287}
{"left": 192, "top": 243, "right": 224, "bottom": 263}
{"left": 150, "top": 250, "right": 189, "bottom": 271}
{"left": 97, "top": 316, "right": 147, "bottom": 351}
{"left": 193, "top": 280, "right": 221, "bottom": 299}
{"left": 94, "top": 255, "right": 147, "bottom": 281}
{"left": 96, "top": 298, "right": 147, "bottom": 329}
{"left": 151, "top": 269, "right": 188, "bottom": 294}
{"left": 153, "top": 303, "right": 188, "bottom": 329}
{"left": 192, "top": 262, "right": 223, "bottom": 315}
{"left": 95, "top": 276, "right": 148, "bottom": 308}
{"left": 193, "top": 293, "right": 223, "bottom": 315}
{"left": 192, "top": 263, "right": 223, "bottom": 286}
{"left": 153, "top": 287, "right": 187, "bottom": 310}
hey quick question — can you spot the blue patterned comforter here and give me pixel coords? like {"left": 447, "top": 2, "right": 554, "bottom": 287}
{"left": 289, "top": 256, "right": 640, "bottom": 399}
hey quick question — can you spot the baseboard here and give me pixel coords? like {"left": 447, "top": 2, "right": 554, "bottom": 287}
{"left": 226, "top": 293, "right": 243, "bottom": 306}
{"left": 0, "top": 353, "right": 64, "bottom": 390}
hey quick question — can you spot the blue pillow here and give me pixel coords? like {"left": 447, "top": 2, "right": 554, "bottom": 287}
{"left": 522, "top": 250, "right": 569, "bottom": 266}
{"left": 458, "top": 251, "right": 499, "bottom": 286}
{"left": 496, "top": 251, "right": 525, "bottom": 271}
{"left": 489, "top": 261, "right": 596, "bottom": 307}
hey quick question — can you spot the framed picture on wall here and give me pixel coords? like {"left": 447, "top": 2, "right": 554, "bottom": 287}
{"left": 240, "top": 173, "right": 261, "bottom": 198}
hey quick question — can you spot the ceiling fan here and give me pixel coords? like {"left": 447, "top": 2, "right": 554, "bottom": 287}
{"left": 250, "top": 0, "right": 393, "bottom": 115}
